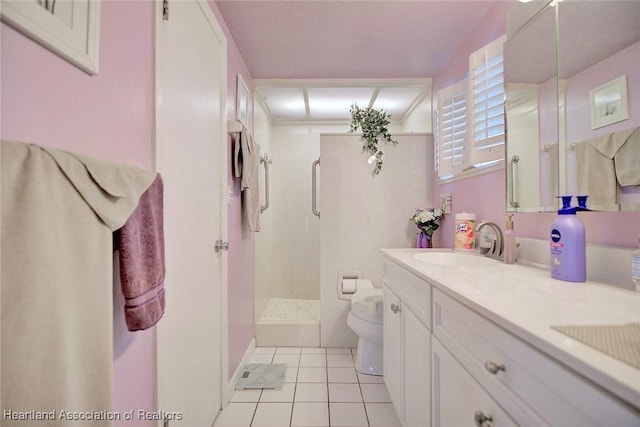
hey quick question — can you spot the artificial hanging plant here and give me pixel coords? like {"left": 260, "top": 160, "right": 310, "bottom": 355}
{"left": 349, "top": 103, "right": 397, "bottom": 175}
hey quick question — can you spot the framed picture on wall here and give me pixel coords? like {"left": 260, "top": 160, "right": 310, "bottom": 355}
{"left": 590, "top": 75, "right": 629, "bottom": 129}
{"left": 0, "top": 0, "right": 101, "bottom": 75}
{"left": 236, "top": 74, "right": 249, "bottom": 128}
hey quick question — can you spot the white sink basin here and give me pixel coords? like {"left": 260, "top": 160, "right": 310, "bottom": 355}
{"left": 413, "top": 251, "right": 499, "bottom": 268}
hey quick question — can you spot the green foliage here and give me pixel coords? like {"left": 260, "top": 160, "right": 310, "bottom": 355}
{"left": 349, "top": 104, "right": 397, "bottom": 175}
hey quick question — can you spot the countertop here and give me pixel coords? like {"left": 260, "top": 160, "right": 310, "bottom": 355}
{"left": 381, "top": 248, "right": 640, "bottom": 410}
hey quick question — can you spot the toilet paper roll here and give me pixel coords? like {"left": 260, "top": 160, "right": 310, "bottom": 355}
{"left": 342, "top": 279, "right": 357, "bottom": 294}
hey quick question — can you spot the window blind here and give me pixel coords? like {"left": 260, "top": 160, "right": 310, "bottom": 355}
{"left": 436, "top": 79, "right": 468, "bottom": 178}
{"left": 469, "top": 35, "right": 506, "bottom": 165}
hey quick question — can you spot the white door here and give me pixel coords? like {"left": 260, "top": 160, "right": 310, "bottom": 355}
{"left": 155, "top": 1, "right": 228, "bottom": 425}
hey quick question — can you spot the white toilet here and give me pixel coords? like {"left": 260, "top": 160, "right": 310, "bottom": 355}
{"left": 346, "top": 280, "right": 384, "bottom": 376}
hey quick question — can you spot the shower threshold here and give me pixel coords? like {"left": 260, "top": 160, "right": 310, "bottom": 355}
{"left": 256, "top": 298, "right": 320, "bottom": 347}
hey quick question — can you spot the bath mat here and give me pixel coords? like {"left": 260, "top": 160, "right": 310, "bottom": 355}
{"left": 551, "top": 323, "right": 640, "bottom": 370}
{"left": 234, "top": 363, "right": 287, "bottom": 391}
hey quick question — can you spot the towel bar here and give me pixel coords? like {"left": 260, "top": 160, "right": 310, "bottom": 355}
{"left": 260, "top": 154, "right": 272, "bottom": 213}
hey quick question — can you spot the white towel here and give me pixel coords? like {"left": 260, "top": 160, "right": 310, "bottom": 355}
{"left": 613, "top": 127, "right": 640, "bottom": 187}
{"left": 575, "top": 141, "right": 619, "bottom": 210}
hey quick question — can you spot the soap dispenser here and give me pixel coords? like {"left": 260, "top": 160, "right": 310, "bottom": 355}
{"left": 550, "top": 196, "right": 586, "bottom": 282}
{"left": 504, "top": 213, "right": 516, "bottom": 264}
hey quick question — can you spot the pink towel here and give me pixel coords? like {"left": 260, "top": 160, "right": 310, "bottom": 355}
{"left": 117, "top": 174, "right": 165, "bottom": 331}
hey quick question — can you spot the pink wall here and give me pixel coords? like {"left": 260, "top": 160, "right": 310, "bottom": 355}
{"left": 208, "top": 1, "right": 257, "bottom": 380}
{"left": 1, "top": 1, "right": 156, "bottom": 425}
{"left": 431, "top": 1, "right": 640, "bottom": 250}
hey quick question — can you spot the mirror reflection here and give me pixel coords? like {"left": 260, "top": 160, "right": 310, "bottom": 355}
{"left": 559, "top": 0, "right": 640, "bottom": 211}
{"left": 504, "top": 1, "right": 558, "bottom": 212}
{"left": 505, "top": 0, "right": 640, "bottom": 213}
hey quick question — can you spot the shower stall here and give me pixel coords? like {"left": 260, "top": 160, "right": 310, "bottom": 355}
{"left": 254, "top": 122, "right": 431, "bottom": 348}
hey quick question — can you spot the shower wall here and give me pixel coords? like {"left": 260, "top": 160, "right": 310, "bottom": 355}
{"left": 320, "top": 133, "right": 432, "bottom": 347}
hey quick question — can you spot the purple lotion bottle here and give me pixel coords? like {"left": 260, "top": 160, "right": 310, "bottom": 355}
{"left": 550, "top": 196, "right": 586, "bottom": 282}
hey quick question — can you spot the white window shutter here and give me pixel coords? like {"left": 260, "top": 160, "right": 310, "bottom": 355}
{"left": 469, "top": 35, "right": 506, "bottom": 165}
{"left": 436, "top": 80, "right": 468, "bottom": 179}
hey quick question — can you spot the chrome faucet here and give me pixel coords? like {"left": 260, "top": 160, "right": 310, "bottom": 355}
{"left": 474, "top": 221, "right": 504, "bottom": 260}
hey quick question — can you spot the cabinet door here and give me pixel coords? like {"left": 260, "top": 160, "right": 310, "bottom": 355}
{"left": 432, "top": 337, "right": 517, "bottom": 427}
{"left": 383, "top": 284, "right": 404, "bottom": 419}
{"left": 404, "top": 308, "right": 430, "bottom": 427}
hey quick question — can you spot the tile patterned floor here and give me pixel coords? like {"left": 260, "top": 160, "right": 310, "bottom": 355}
{"left": 213, "top": 347, "right": 401, "bottom": 427}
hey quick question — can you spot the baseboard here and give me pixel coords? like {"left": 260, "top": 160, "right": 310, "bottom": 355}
{"left": 224, "top": 337, "right": 256, "bottom": 406}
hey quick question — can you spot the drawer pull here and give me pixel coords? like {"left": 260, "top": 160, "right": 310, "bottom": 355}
{"left": 390, "top": 303, "right": 401, "bottom": 314}
{"left": 474, "top": 410, "right": 493, "bottom": 427}
{"left": 484, "top": 361, "right": 506, "bottom": 375}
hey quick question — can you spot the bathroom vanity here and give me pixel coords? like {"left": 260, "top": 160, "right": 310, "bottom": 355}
{"left": 381, "top": 249, "right": 640, "bottom": 427}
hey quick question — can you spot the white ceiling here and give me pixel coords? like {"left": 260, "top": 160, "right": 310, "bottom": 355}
{"left": 216, "top": 0, "right": 500, "bottom": 122}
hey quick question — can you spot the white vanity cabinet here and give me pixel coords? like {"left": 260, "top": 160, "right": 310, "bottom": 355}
{"left": 383, "top": 260, "right": 431, "bottom": 427}
{"left": 381, "top": 251, "right": 640, "bottom": 427}
{"left": 433, "top": 288, "right": 640, "bottom": 426}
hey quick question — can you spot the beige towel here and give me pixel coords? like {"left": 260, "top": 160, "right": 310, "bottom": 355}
{"left": 232, "top": 130, "right": 261, "bottom": 231}
{"left": 575, "top": 141, "right": 619, "bottom": 209}
{"left": 1, "top": 140, "right": 155, "bottom": 426}
{"left": 587, "top": 127, "right": 635, "bottom": 159}
{"left": 613, "top": 127, "right": 640, "bottom": 186}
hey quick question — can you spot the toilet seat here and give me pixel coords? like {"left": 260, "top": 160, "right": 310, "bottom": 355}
{"left": 350, "top": 289, "right": 383, "bottom": 324}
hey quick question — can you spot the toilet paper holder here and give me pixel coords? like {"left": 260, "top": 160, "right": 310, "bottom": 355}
{"left": 337, "top": 271, "right": 363, "bottom": 300}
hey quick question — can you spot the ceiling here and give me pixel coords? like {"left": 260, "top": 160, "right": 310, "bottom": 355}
{"left": 216, "top": 0, "right": 500, "bottom": 123}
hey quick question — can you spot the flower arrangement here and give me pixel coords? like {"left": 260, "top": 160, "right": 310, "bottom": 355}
{"left": 349, "top": 103, "right": 397, "bottom": 175}
{"left": 411, "top": 208, "right": 444, "bottom": 237}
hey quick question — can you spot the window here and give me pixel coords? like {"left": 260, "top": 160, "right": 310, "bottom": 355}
{"left": 469, "top": 35, "right": 507, "bottom": 165}
{"left": 436, "top": 80, "right": 468, "bottom": 180}
{"left": 435, "top": 35, "right": 506, "bottom": 181}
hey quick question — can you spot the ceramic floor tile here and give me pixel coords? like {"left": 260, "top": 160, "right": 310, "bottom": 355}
{"left": 273, "top": 353, "right": 300, "bottom": 366}
{"left": 329, "top": 402, "right": 368, "bottom": 427}
{"left": 327, "top": 367, "right": 358, "bottom": 383}
{"left": 259, "top": 382, "right": 296, "bottom": 403}
{"left": 253, "top": 347, "right": 277, "bottom": 356}
{"left": 212, "top": 402, "right": 256, "bottom": 427}
{"left": 284, "top": 367, "right": 299, "bottom": 383}
{"left": 360, "top": 383, "right": 391, "bottom": 403}
{"left": 249, "top": 354, "right": 274, "bottom": 364}
{"left": 327, "top": 354, "right": 355, "bottom": 368}
{"left": 276, "top": 347, "right": 302, "bottom": 354}
{"left": 231, "top": 388, "right": 262, "bottom": 403}
{"left": 251, "top": 402, "right": 293, "bottom": 427}
{"left": 328, "top": 383, "right": 363, "bottom": 403}
{"left": 297, "top": 367, "right": 327, "bottom": 383}
{"left": 299, "top": 354, "right": 326, "bottom": 367}
{"left": 326, "top": 347, "right": 352, "bottom": 354}
{"left": 365, "top": 403, "right": 402, "bottom": 427}
{"left": 301, "top": 347, "right": 326, "bottom": 354}
{"left": 294, "top": 383, "right": 328, "bottom": 402}
{"left": 357, "top": 372, "right": 384, "bottom": 384}
{"left": 290, "top": 402, "right": 329, "bottom": 427}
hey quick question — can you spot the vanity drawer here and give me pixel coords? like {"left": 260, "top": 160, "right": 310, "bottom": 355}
{"left": 433, "top": 288, "right": 640, "bottom": 426}
{"left": 432, "top": 336, "right": 517, "bottom": 427}
{"left": 384, "top": 259, "right": 431, "bottom": 329}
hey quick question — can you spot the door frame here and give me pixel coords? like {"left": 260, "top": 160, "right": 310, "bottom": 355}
{"left": 154, "top": 0, "right": 230, "bottom": 413}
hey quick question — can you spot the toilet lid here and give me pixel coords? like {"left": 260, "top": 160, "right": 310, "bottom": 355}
{"left": 351, "top": 289, "right": 383, "bottom": 323}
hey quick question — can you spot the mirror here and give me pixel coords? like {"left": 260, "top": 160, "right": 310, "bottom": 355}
{"left": 558, "top": 0, "right": 640, "bottom": 211}
{"left": 505, "top": 0, "right": 640, "bottom": 212}
{"left": 505, "top": 1, "right": 558, "bottom": 212}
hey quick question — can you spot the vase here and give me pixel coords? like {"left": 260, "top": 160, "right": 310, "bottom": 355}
{"left": 416, "top": 231, "right": 433, "bottom": 248}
